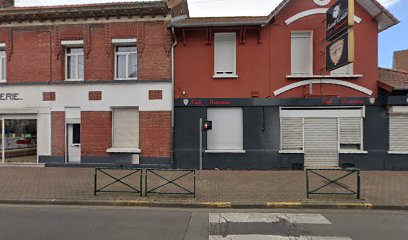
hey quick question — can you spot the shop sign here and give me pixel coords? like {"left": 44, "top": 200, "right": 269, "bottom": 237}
{"left": 185, "top": 99, "right": 232, "bottom": 106}
{"left": 0, "top": 93, "right": 23, "bottom": 101}
{"left": 322, "top": 96, "right": 365, "bottom": 105}
{"left": 326, "top": 0, "right": 355, "bottom": 40}
{"left": 326, "top": 29, "right": 354, "bottom": 71}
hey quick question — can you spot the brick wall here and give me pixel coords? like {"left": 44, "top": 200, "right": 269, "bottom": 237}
{"left": 0, "top": 21, "right": 171, "bottom": 83}
{"left": 81, "top": 111, "right": 112, "bottom": 157}
{"left": 140, "top": 111, "right": 172, "bottom": 158}
{"left": 51, "top": 111, "right": 65, "bottom": 156}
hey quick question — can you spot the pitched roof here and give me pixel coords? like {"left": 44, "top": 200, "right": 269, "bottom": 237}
{"left": 171, "top": 16, "right": 268, "bottom": 27}
{"left": 378, "top": 67, "right": 408, "bottom": 92}
{"left": 393, "top": 50, "right": 408, "bottom": 72}
{"left": 0, "top": 1, "right": 169, "bottom": 23}
{"left": 172, "top": 0, "right": 398, "bottom": 31}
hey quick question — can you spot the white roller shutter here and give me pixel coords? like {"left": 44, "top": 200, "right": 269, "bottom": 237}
{"left": 214, "top": 33, "right": 236, "bottom": 75}
{"left": 281, "top": 118, "right": 303, "bottom": 150}
{"left": 207, "top": 108, "right": 243, "bottom": 150}
{"left": 339, "top": 118, "right": 362, "bottom": 145}
{"left": 113, "top": 108, "right": 139, "bottom": 148}
{"left": 304, "top": 118, "right": 339, "bottom": 168}
{"left": 291, "top": 32, "right": 312, "bottom": 76}
{"left": 389, "top": 115, "right": 408, "bottom": 152}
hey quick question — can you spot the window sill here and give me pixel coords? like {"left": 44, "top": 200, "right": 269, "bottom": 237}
{"left": 107, "top": 148, "right": 141, "bottom": 154}
{"left": 213, "top": 74, "right": 238, "bottom": 79}
{"left": 205, "top": 149, "right": 246, "bottom": 154}
{"left": 286, "top": 74, "right": 363, "bottom": 79}
{"left": 115, "top": 78, "right": 138, "bottom": 81}
{"left": 340, "top": 150, "right": 368, "bottom": 154}
{"left": 279, "top": 150, "right": 304, "bottom": 154}
{"left": 65, "top": 79, "right": 84, "bottom": 82}
{"left": 388, "top": 151, "right": 408, "bottom": 155}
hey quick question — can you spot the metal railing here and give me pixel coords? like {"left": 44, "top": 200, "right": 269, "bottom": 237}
{"left": 306, "top": 168, "right": 360, "bottom": 199}
{"left": 94, "top": 168, "right": 143, "bottom": 197}
{"left": 145, "top": 169, "right": 196, "bottom": 197}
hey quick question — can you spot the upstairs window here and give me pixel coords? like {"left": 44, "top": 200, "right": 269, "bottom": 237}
{"left": 291, "top": 31, "right": 313, "bottom": 76}
{"left": 66, "top": 48, "right": 84, "bottom": 81}
{"left": 115, "top": 46, "right": 137, "bottom": 80}
{"left": 0, "top": 49, "right": 6, "bottom": 82}
{"left": 331, "top": 63, "right": 354, "bottom": 76}
{"left": 214, "top": 33, "right": 237, "bottom": 78}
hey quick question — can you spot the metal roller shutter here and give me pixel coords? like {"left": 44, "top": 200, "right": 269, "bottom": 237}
{"left": 113, "top": 108, "right": 139, "bottom": 148}
{"left": 339, "top": 118, "right": 361, "bottom": 144}
{"left": 389, "top": 115, "right": 408, "bottom": 152}
{"left": 281, "top": 118, "right": 303, "bottom": 150}
{"left": 304, "top": 118, "right": 339, "bottom": 168}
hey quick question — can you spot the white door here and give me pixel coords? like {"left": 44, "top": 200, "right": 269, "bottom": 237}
{"left": 67, "top": 124, "right": 81, "bottom": 163}
{"left": 304, "top": 118, "right": 339, "bottom": 168}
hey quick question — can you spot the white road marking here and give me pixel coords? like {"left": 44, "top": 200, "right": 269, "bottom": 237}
{"left": 209, "top": 235, "right": 352, "bottom": 240}
{"left": 209, "top": 213, "right": 331, "bottom": 225}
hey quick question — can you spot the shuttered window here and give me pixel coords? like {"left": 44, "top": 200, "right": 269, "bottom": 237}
{"left": 291, "top": 32, "right": 313, "bottom": 76}
{"left": 339, "top": 118, "right": 362, "bottom": 150}
{"left": 207, "top": 108, "right": 243, "bottom": 150}
{"left": 331, "top": 63, "right": 353, "bottom": 75}
{"left": 389, "top": 115, "right": 408, "bottom": 152}
{"left": 214, "top": 33, "right": 236, "bottom": 77}
{"left": 112, "top": 108, "right": 139, "bottom": 148}
{"left": 281, "top": 118, "right": 303, "bottom": 151}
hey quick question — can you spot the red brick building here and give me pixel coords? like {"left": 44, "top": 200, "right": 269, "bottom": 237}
{"left": 171, "top": 0, "right": 404, "bottom": 170}
{"left": 0, "top": 0, "right": 174, "bottom": 167}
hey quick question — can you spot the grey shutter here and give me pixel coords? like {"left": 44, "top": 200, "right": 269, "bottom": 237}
{"left": 389, "top": 115, "right": 408, "bottom": 151}
{"left": 304, "top": 118, "right": 339, "bottom": 168}
{"left": 339, "top": 118, "right": 361, "bottom": 144}
{"left": 207, "top": 108, "right": 243, "bottom": 150}
{"left": 214, "top": 33, "right": 236, "bottom": 75}
{"left": 281, "top": 118, "right": 303, "bottom": 150}
{"left": 113, "top": 108, "right": 139, "bottom": 148}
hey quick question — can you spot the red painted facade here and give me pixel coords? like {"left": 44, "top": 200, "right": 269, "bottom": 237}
{"left": 174, "top": 0, "right": 379, "bottom": 99}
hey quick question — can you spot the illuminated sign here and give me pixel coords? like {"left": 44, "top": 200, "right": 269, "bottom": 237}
{"left": 326, "top": 0, "right": 354, "bottom": 40}
{"left": 326, "top": 30, "right": 354, "bottom": 71}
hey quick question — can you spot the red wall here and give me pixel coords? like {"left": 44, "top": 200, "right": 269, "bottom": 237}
{"left": 0, "top": 21, "right": 171, "bottom": 83}
{"left": 174, "top": 0, "right": 379, "bottom": 99}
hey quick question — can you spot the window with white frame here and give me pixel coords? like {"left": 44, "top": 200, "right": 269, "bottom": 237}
{"left": 207, "top": 108, "right": 243, "bottom": 150}
{"left": 331, "top": 63, "right": 354, "bottom": 75}
{"left": 0, "top": 49, "right": 6, "bottom": 82}
{"left": 291, "top": 31, "right": 313, "bottom": 76}
{"left": 115, "top": 46, "right": 137, "bottom": 80}
{"left": 389, "top": 114, "right": 408, "bottom": 152}
{"left": 339, "top": 118, "right": 363, "bottom": 151}
{"left": 214, "top": 33, "right": 237, "bottom": 78}
{"left": 112, "top": 108, "right": 139, "bottom": 149}
{"left": 66, "top": 48, "right": 84, "bottom": 81}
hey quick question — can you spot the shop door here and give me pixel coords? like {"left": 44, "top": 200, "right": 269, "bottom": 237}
{"left": 67, "top": 124, "right": 81, "bottom": 163}
{"left": 304, "top": 118, "right": 339, "bottom": 168}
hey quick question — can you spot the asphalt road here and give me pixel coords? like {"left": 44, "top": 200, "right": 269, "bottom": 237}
{"left": 0, "top": 205, "right": 407, "bottom": 240}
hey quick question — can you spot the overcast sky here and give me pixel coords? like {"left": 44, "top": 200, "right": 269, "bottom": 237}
{"left": 13, "top": 0, "right": 405, "bottom": 67}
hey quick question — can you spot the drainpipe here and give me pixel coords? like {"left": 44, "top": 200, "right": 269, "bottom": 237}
{"left": 171, "top": 27, "right": 178, "bottom": 167}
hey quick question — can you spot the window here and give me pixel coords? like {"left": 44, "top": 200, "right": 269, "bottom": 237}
{"left": 389, "top": 114, "right": 408, "bottom": 152}
{"left": 214, "top": 33, "right": 237, "bottom": 78}
{"left": 331, "top": 63, "right": 354, "bottom": 76}
{"left": 339, "top": 118, "right": 362, "bottom": 151}
{"left": 291, "top": 31, "right": 313, "bottom": 76}
{"left": 0, "top": 49, "right": 6, "bottom": 82}
{"left": 281, "top": 118, "right": 303, "bottom": 151}
{"left": 207, "top": 108, "right": 243, "bottom": 151}
{"left": 72, "top": 124, "right": 81, "bottom": 144}
{"left": 112, "top": 108, "right": 139, "bottom": 148}
{"left": 66, "top": 48, "right": 84, "bottom": 80}
{"left": 115, "top": 46, "right": 137, "bottom": 80}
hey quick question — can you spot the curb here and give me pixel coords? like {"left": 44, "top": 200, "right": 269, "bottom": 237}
{"left": 0, "top": 199, "right": 407, "bottom": 210}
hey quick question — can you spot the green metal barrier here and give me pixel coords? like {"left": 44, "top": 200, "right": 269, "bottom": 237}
{"left": 94, "top": 168, "right": 143, "bottom": 197}
{"left": 306, "top": 168, "right": 360, "bottom": 199}
{"left": 145, "top": 169, "right": 196, "bottom": 198}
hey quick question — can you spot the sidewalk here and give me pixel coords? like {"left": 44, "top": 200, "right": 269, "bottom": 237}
{"left": 0, "top": 167, "right": 407, "bottom": 209}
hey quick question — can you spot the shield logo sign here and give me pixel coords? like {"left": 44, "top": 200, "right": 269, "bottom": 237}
{"left": 369, "top": 98, "right": 375, "bottom": 104}
{"left": 183, "top": 99, "right": 189, "bottom": 106}
{"left": 330, "top": 39, "right": 344, "bottom": 66}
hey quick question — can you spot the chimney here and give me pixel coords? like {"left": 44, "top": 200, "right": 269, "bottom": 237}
{"left": 393, "top": 50, "right": 408, "bottom": 72}
{"left": 0, "top": 0, "right": 14, "bottom": 8}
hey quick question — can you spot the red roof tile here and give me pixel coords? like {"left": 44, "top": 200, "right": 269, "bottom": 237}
{"left": 171, "top": 16, "right": 268, "bottom": 27}
{"left": 378, "top": 67, "right": 408, "bottom": 92}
